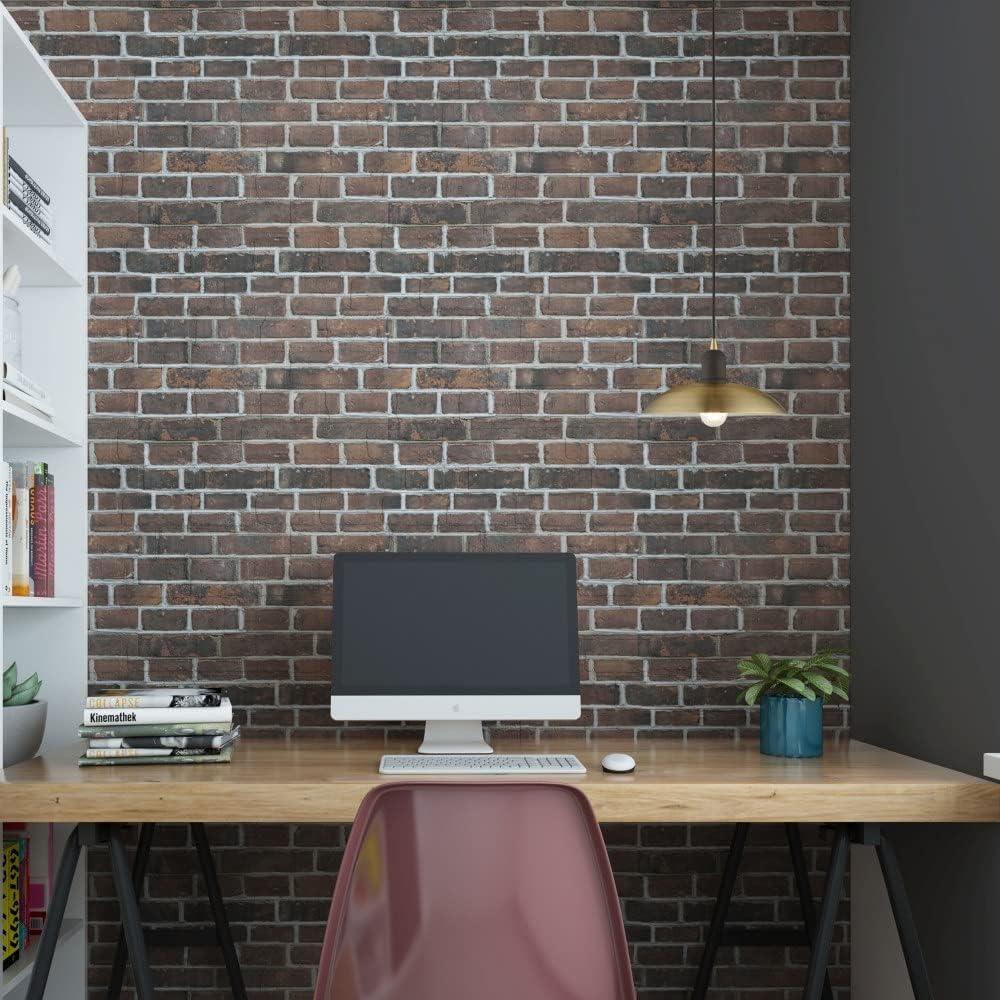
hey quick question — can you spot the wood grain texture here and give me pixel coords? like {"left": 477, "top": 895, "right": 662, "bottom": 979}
{"left": 2, "top": 737, "right": 998, "bottom": 824}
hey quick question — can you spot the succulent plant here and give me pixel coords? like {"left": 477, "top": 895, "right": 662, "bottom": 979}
{"left": 3, "top": 662, "right": 42, "bottom": 707}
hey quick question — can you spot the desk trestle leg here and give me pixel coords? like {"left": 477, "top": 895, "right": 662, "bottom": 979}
{"left": 26, "top": 824, "right": 154, "bottom": 1000}
{"left": 695, "top": 822, "right": 935, "bottom": 1000}
{"left": 105, "top": 823, "right": 248, "bottom": 1000}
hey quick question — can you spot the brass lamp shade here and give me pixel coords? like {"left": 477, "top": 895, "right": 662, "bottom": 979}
{"left": 643, "top": 380, "right": 784, "bottom": 417}
{"left": 643, "top": 345, "right": 784, "bottom": 417}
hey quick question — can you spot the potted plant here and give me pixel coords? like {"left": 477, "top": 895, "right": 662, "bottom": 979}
{"left": 737, "top": 650, "right": 849, "bottom": 758}
{"left": 3, "top": 662, "right": 46, "bottom": 767}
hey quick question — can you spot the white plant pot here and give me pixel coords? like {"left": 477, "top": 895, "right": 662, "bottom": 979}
{"left": 3, "top": 699, "right": 47, "bottom": 767}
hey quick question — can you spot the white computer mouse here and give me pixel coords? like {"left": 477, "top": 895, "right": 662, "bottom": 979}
{"left": 601, "top": 753, "right": 636, "bottom": 774}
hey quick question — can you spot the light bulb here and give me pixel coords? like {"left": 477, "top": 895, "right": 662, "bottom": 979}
{"left": 700, "top": 412, "right": 727, "bottom": 428}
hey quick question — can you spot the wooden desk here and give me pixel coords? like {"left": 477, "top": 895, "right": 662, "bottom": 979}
{"left": 4, "top": 736, "right": 994, "bottom": 1000}
{"left": 2, "top": 735, "right": 997, "bottom": 824}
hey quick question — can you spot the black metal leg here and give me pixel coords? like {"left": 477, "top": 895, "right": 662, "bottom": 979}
{"left": 108, "top": 825, "right": 155, "bottom": 1000}
{"left": 785, "top": 825, "right": 834, "bottom": 1000}
{"left": 192, "top": 823, "right": 248, "bottom": 1000}
{"left": 693, "top": 822, "right": 749, "bottom": 999}
{"left": 876, "top": 833, "right": 935, "bottom": 1000}
{"left": 25, "top": 825, "right": 82, "bottom": 1000}
{"left": 107, "top": 823, "right": 156, "bottom": 1000}
{"left": 803, "top": 824, "right": 850, "bottom": 1000}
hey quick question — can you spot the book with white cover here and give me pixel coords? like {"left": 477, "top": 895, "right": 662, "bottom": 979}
{"left": 88, "top": 728, "right": 239, "bottom": 751}
{"left": 3, "top": 382, "right": 55, "bottom": 419}
{"left": 85, "top": 687, "right": 224, "bottom": 709}
{"left": 3, "top": 362, "right": 49, "bottom": 404}
{"left": 82, "top": 698, "right": 233, "bottom": 727}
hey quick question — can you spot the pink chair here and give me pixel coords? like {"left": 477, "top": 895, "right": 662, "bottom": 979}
{"left": 314, "top": 782, "right": 636, "bottom": 1000}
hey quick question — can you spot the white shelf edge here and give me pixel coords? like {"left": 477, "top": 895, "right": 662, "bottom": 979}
{"left": 1, "top": 6, "right": 87, "bottom": 129}
{"left": 3, "top": 596, "right": 83, "bottom": 608}
{"left": 0, "top": 917, "right": 84, "bottom": 994}
{"left": 1, "top": 205, "right": 83, "bottom": 288}
{"left": 983, "top": 753, "right": 1000, "bottom": 781}
{"left": 2, "top": 399, "right": 83, "bottom": 448}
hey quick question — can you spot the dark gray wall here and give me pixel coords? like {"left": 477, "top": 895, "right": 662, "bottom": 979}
{"left": 852, "top": 0, "right": 1000, "bottom": 995}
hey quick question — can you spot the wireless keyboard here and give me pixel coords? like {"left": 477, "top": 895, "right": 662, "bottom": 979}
{"left": 379, "top": 754, "right": 586, "bottom": 775}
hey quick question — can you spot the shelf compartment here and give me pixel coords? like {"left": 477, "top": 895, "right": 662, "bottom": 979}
{"left": 2, "top": 399, "right": 82, "bottom": 448}
{"left": 2, "top": 6, "right": 86, "bottom": 130}
{"left": 3, "top": 596, "right": 83, "bottom": 608}
{"left": 0, "top": 917, "right": 84, "bottom": 995}
{"left": 1, "top": 206, "right": 82, "bottom": 289}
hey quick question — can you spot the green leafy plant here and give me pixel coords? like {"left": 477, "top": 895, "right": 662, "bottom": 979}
{"left": 3, "top": 662, "right": 42, "bottom": 707}
{"left": 737, "top": 650, "right": 849, "bottom": 706}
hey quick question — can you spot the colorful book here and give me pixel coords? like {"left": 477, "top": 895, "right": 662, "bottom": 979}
{"left": 2, "top": 839, "right": 19, "bottom": 970}
{"left": 79, "top": 721, "right": 235, "bottom": 739}
{"left": 85, "top": 688, "right": 225, "bottom": 710}
{"left": 82, "top": 699, "right": 233, "bottom": 727}
{"left": 79, "top": 746, "right": 235, "bottom": 767}
{"left": 88, "top": 728, "right": 239, "bottom": 751}
{"left": 28, "top": 465, "right": 49, "bottom": 597}
{"left": 44, "top": 470, "right": 53, "bottom": 599}
{"left": 10, "top": 462, "right": 30, "bottom": 597}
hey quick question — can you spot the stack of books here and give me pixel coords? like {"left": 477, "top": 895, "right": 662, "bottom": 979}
{"left": 2, "top": 461, "right": 55, "bottom": 598}
{"left": 78, "top": 688, "right": 239, "bottom": 766}
{"left": 3, "top": 361, "right": 54, "bottom": 425}
{"left": 2, "top": 825, "right": 52, "bottom": 972}
{"left": 2, "top": 130, "right": 52, "bottom": 245}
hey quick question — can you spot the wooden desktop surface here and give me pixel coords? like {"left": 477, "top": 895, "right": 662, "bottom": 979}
{"left": 2, "top": 736, "right": 998, "bottom": 825}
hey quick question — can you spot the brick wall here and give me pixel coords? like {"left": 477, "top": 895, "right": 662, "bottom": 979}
{"left": 12, "top": 1, "right": 850, "bottom": 996}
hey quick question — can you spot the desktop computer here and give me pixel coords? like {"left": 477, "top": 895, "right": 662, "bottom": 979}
{"left": 331, "top": 552, "right": 585, "bottom": 773}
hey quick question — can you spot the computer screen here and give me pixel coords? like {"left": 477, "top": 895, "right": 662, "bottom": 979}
{"left": 332, "top": 552, "right": 579, "bottom": 696}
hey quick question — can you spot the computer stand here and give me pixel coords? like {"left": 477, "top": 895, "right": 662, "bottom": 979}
{"left": 418, "top": 720, "right": 493, "bottom": 754}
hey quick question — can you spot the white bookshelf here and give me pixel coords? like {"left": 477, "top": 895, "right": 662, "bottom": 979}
{"left": 0, "top": 6, "right": 87, "bottom": 997}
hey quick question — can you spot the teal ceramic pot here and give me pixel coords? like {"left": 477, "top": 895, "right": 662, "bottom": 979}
{"left": 759, "top": 694, "right": 823, "bottom": 758}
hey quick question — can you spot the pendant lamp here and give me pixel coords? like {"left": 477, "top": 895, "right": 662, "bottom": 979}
{"left": 642, "top": 0, "right": 785, "bottom": 427}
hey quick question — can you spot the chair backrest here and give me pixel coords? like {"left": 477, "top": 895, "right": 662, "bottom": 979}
{"left": 314, "top": 782, "right": 635, "bottom": 1000}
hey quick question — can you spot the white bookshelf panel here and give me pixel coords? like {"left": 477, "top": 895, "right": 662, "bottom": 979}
{"left": 1, "top": 10, "right": 88, "bottom": 998}
{"left": 1, "top": 206, "right": 81, "bottom": 288}
{"left": 3, "top": 596, "right": 83, "bottom": 608}
{"left": 2, "top": 400, "right": 82, "bottom": 448}
{"left": 1, "top": 8, "right": 85, "bottom": 130}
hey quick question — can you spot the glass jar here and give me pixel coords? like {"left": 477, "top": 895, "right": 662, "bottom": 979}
{"left": 3, "top": 295, "right": 22, "bottom": 370}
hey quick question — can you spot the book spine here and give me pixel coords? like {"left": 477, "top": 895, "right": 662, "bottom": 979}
{"left": 86, "top": 748, "right": 178, "bottom": 758}
{"left": 85, "top": 693, "right": 222, "bottom": 709}
{"left": 2, "top": 383, "right": 56, "bottom": 418}
{"left": 16, "top": 839, "right": 28, "bottom": 953}
{"left": 79, "top": 721, "right": 235, "bottom": 738}
{"left": 7, "top": 176, "right": 51, "bottom": 220}
{"left": 28, "top": 471, "right": 36, "bottom": 596}
{"left": 11, "top": 463, "right": 30, "bottom": 596}
{"left": 45, "top": 472, "right": 54, "bottom": 599}
{"left": 3, "top": 362, "right": 50, "bottom": 403}
{"left": 88, "top": 730, "right": 237, "bottom": 750}
{"left": 82, "top": 703, "right": 233, "bottom": 726}
{"left": 8, "top": 191, "right": 51, "bottom": 236}
{"left": 7, "top": 155, "right": 51, "bottom": 204}
{"left": 2, "top": 840, "right": 19, "bottom": 969}
{"left": 33, "top": 468, "right": 46, "bottom": 598}
{"left": 2, "top": 463, "right": 11, "bottom": 597}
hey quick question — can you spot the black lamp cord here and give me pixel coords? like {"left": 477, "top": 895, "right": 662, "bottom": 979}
{"left": 710, "top": 0, "right": 718, "bottom": 351}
